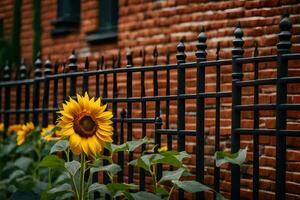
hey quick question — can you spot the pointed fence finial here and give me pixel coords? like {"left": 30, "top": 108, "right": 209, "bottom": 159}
{"left": 84, "top": 57, "right": 89, "bottom": 71}
{"left": 20, "top": 58, "right": 27, "bottom": 80}
{"left": 166, "top": 49, "right": 170, "bottom": 64}
{"left": 54, "top": 61, "right": 59, "bottom": 74}
{"left": 68, "top": 50, "right": 77, "bottom": 72}
{"left": 121, "top": 108, "right": 127, "bottom": 119}
{"left": 176, "top": 37, "right": 186, "bottom": 64}
{"left": 140, "top": 48, "right": 146, "bottom": 66}
{"left": 100, "top": 56, "right": 104, "bottom": 70}
{"left": 232, "top": 21, "right": 244, "bottom": 58}
{"left": 196, "top": 26, "right": 207, "bottom": 62}
{"left": 44, "top": 55, "right": 52, "bottom": 76}
{"left": 111, "top": 55, "right": 115, "bottom": 69}
{"left": 254, "top": 41, "right": 259, "bottom": 57}
{"left": 126, "top": 50, "right": 133, "bottom": 67}
{"left": 277, "top": 13, "right": 292, "bottom": 54}
{"left": 153, "top": 46, "right": 158, "bottom": 65}
{"left": 117, "top": 50, "right": 121, "bottom": 68}
{"left": 34, "top": 52, "right": 42, "bottom": 77}
{"left": 3, "top": 60, "right": 11, "bottom": 81}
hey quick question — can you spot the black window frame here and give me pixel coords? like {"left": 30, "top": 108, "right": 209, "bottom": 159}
{"left": 51, "top": 0, "right": 80, "bottom": 36}
{"left": 86, "top": 0, "right": 118, "bottom": 44}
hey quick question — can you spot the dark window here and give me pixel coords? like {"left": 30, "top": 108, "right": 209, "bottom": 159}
{"left": 51, "top": 0, "right": 80, "bottom": 36}
{"left": 86, "top": 0, "right": 118, "bottom": 43}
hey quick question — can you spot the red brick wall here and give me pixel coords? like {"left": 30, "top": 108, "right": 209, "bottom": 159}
{"left": 1, "top": 0, "right": 300, "bottom": 199}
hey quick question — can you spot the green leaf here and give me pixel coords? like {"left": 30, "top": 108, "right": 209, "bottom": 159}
{"left": 173, "top": 180, "right": 210, "bottom": 193}
{"left": 48, "top": 183, "right": 72, "bottom": 194}
{"left": 50, "top": 140, "right": 69, "bottom": 154}
{"left": 159, "top": 168, "right": 186, "bottom": 183}
{"left": 130, "top": 191, "right": 162, "bottom": 200}
{"left": 156, "top": 186, "right": 169, "bottom": 197}
{"left": 129, "top": 154, "right": 154, "bottom": 172}
{"left": 214, "top": 148, "right": 247, "bottom": 167}
{"left": 9, "top": 170, "right": 25, "bottom": 181}
{"left": 65, "top": 161, "right": 80, "bottom": 176}
{"left": 153, "top": 155, "right": 183, "bottom": 168}
{"left": 107, "top": 183, "right": 138, "bottom": 197}
{"left": 15, "top": 143, "right": 33, "bottom": 154}
{"left": 107, "top": 143, "right": 128, "bottom": 153}
{"left": 14, "top": 157, "right": 33, "bottom": 171}
{"left": 93, "top": 163, "right": 121, "bottom": 175}
{"left": 0, "top": 143, "right": 16, "bottom": 157}
{"left": 54, "top": 173, "right": 70, "bottom": 185}
{"left": 127, "top": 137, "right": 149, "bottom": 152}
{"left": 11, "top": 190, "right": 39, "bottom": 200}
{"left": 88, "top": 183, "right": 110, "bottom": 194}
{"left": 39, "top": 155, "right": 65, "bottom": 169}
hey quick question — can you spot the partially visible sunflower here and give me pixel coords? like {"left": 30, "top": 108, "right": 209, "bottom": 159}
{"left": 7, "top": 124, "right": 23, "bottom": 136}
{"left": 16, "top": 122, "right": 34, "bottom": 145}
{"left": 0, "top": 123, "right": 4, "bottom": 132}
{"left": 57, "top": 92, "right": 113, "bottom": 156}
{"left": 41, "top": 125, "right": 63, "bottom": 141}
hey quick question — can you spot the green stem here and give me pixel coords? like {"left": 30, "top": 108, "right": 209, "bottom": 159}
{"left": 167, "top": 185, "right": 176, "bottom": 200}
{"left": 48, "top": 169, "right": 51, "bottom": 189}
{"left": 79, "top": 153, "right": 86, "bottom": 200}
{"left": 150, "top": 165, "right": 158, "bottom": 193}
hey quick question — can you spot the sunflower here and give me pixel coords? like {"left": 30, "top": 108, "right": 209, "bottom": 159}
{"left": 158, "top": 146, "right": 168, "bottom": 153}
{"left": 57, "top": 92, "right": 113, "bottom": 156}
{"left": 7, "top": 124, "right": 23, "bottom": 136}
{"left": 16, "top": 122, "right": 34, "bottom": 145}
{"left": 0, "top": 123, "right": 4, "bottom": 132}
{"left": 41, "top": 125, "right": 63, "bottom": 141}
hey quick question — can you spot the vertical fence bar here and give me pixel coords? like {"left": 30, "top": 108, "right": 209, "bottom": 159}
{"left": 62, "top": 63, "right": 67, "bottom": 101}
{"left": 165, "top": 51, "right": 172, "bottom": 154}
{"left": 68, "top": 50, "right": 77, "bottom": 99}
{"left": 52, "top": 62, "right": 59, "bottom": 124}
{"left": 33, "top": 53, "right": 42, "bottom": 125}
{"left": 42, "top": 57, "right": 51, "bottom": 127}
{"left": 231, "top": 22, "right": 244, "bottom": 200}
{"left": 3, "top": 61, "right": 11, "bottom": 129}
{"left": 140, "top": 49, "right": 146, "bottom": 190}
{"left": 214, "top": 43, "right": 221, "bottom": 198}
{"left": 112, "top": 55, "right": 118, "bottom": 143}
{"left": 118, "top": 108, "right": 126, "bottom": 183}
{"left": 126, "top": 50, "right": 134, "bottom": 183}
{"left": 15, "top": 60, "right": 25, "bottom": 123}
{"left": 252, "top": 42, "right": 260, "bottom": 200}
{"left": 153, "top": 47, "right": 162, "bottom": 180}
{"left": 82, "top": 57, "right": 89, "bottom": 94}
{"left": 24, "top": 63, "right": 30, "bottom": 122}
{"left": 276, "top": 13, "right": 291, "bottom": 200}
{"left": 20, "top": 60, "right": 28, "bottom": 121}
{"left": 195, "top": 28, "right": 207, "bottom": 200}
{"left": 176, "top": 39, "right": 186, "bottom": 199}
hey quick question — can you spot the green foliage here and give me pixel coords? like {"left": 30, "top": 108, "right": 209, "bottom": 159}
{"left": 39, "top": 155, "right": 65, "bottom": 169}
{"left": 214, "top": 148, "right": 247, "bottom": 167}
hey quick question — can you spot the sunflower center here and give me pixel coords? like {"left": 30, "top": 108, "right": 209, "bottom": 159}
{"left": 74, "top": 114, "right": 97, "bottom": 137}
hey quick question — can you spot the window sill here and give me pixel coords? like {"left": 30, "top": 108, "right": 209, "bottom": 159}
{"left": 86, "top": 31, "right": 117, "bottom": 44}
{"left": 51, "top": 17, "right": 79, "bottom": 37}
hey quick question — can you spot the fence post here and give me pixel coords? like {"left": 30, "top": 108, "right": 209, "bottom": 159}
{"left": 52, "top": 62, "right": 59, "bottom": 123}
{"left": 176, "top": 38, "right": 186, "bottom": 200}
{"left": 68, "top": 50, "right": 77, "bottom": 99}
{"left": 3, "top": 61, "right": 11, "bottom": 129}
{"left": 42, "top": 57, "right": 51, "bottom": 127}
{"left": 19, "top": 59, "right": 28, "bottom": 123}
{"left": 195, "top": 27, "right": 207, "bottom": 200}
{"left": 126, "top": 50, "right": 134, "bottom": 183}
{"left": 231, "top": 22, "right": 244, "bottom": 200}
{"left": 33, "top": 53, "right": 42, "bottom": 125}
{"left": 276, "top": 13, "right": 291, "bottom": 200}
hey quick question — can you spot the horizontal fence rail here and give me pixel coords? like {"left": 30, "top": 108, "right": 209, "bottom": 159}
{"left": 0, "top": 13, "right": 300, "bottom": 200}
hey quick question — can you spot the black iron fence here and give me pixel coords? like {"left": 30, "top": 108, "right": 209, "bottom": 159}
{"left": 0, "top": 13, "right": 300, "bottom": 200}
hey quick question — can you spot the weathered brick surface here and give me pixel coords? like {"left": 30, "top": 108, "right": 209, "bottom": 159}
{"left": 1, "top": 0, "right": 300, "bottom": 199}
